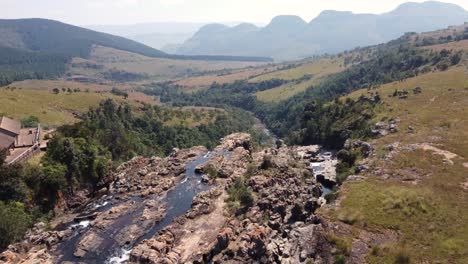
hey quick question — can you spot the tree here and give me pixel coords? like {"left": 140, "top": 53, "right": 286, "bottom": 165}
{"left": 52, "top": 88, "right": 60, "bottom": 94}
{"left": 0, "top": 202, "right": 32, "bottom": 250}
{"left": 61, "top": 139, "right": 79, "bottom": 194}
{"left": 21, "top": 116, "right": 39, "bottom": 128}
{"left": 0, "top": 159, "right": 28, "bottom": 203}
{"left": 451, "top": 52, "right": 462, "bottom": 65}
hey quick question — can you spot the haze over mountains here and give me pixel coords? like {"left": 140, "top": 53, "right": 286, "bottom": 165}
{"left": 175, "top": 1, "right": 468, "bottom": 60}
{"left": 86, "top": 22, "right": 205, "bottom": 51}
{"left": 86, "top": 21, "right": 259, "bottom": 53}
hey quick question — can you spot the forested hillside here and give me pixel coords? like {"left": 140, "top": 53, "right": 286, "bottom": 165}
{"left": 0, "top": 18, "right": 271, "bottom": 86}
{"left": 143, "top": 29, "right": 466, "bottom": 148}
{"left": 0, "top": 46, "right": 70, "bottom": 86}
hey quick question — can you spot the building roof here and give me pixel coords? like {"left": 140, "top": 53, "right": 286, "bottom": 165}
{"left": 16, "top": 127, "right": 40, "bottom": 147}
{"left": 0, "top": 116, "right": 21, "bottom": 135}
{"left": 0, "top": 133, "right": 15, "bottom": 150}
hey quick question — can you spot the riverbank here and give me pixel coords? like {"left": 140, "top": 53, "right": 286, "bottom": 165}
{"left": 0, "top": 133, "right": 340, "bottom": 264}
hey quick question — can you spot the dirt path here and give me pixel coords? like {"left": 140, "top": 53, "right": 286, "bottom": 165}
{"left": 411, "top": 143, "right": 460, "bottom": 164}
{"left": 175, "top": 191, "right": 228, "bottom": 262}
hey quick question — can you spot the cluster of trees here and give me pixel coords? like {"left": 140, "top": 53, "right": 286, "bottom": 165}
{"left": 52, "top": 87, "right": 82, "bottom": 94}
{"left": 59, "top": 99, "right": 255, "bottom": 161}
{"left": 103, "top": 70, "right": 147, "bottom": 82}
{"left": 0, "top": 98, "right": 256, "bottom": 249}
{"left": 289, "top": 95, "right": 380, "bottom": 148}
{"left": 0, "top": 46, "right": 70, "bottom": 86}
{"left": 110, "top": 87, "right": 129, "bottom": 98}
{"left": 415, "top": 29, "right": 468, "bottom": 47}
{"left": 0, "top": 150, "right": 65, "bottom": 249}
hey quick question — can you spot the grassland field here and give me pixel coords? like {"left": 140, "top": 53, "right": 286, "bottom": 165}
{"left": 69, "top": 46, "right": 265, "bottom": 81}
{"left": 319, "top": 66, "right": 468, "bottom": 263}
{"left": 254, "top": 57, "right": 347, "bottom": 102}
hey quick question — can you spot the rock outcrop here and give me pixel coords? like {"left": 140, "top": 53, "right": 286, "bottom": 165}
{"left": 1, "top": 133, "right": 337, "bottom": 264}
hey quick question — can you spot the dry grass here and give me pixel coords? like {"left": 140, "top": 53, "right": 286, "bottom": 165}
{"left": 250, "top": 58, "right": 345, "bottom": 82}
{"left": 250, "top": 58, "right": 346, "bottom": 102}
{"left": 163, "top": 107, "right": 226, "bottom": 128}
{"left": 3, "top": 80, "right": 158, "bottom": 106}
{"left": 173, "top": 66, "right": 278, "bottom": 90}
{"left": 421, "top": 39, "right": 468, "bottom": 52}
{"left": 5, "top": 79, "right": 127, "bottom": 92}
{"left": 323, "top": 66, "right": 468, "bottom": 263}
{"left": 80, "top": 46, "right": 264, "bottom": 80}
{"left": 350, "top": 66, "right": 468, "bottom": 156}
{"left": 0, "top": 88, "right": 141, "bottom": 127}
{"left": 254, "top": 78, "right": 321, "bottom": 102}
{"left": 254, "top": 58, "right": 346, "bottom": 102}
{"left": 410, "top": 24, "right": 467, "bottom": 42}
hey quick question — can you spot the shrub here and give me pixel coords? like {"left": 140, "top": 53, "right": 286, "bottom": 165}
{"left": 334, "top": 254, "right": 346, "bottom": 264}
{"left": 324, "top": 191, "right": 339, "bottom": 203}
{"left": 394, "top": 249, "right": 411, "bottom": 264}
{"left": 337, "top": 149, "right": 357, "bottom": 164}
{"left": 336, "top": 162, "right": 352, "bottom": 184}
{"left": 326, "top": 233, "right": 352, "bottom": 256}
{"left": 205, "top": 164, "right": 218, "bottom": 180}
{"left": 21, "top": 116, "right": 39, "bottom": 128}
{"left": 0, "top": 202, "right": 32, "bottom": 250}
{"left": 244, "top": 163, "right": 257, "bottom": 179}
{"left": 260, "top": 154, "right": 274, "bottom": 170}
{"left": 227, "top": 178, "right": 254, "bottom": 208}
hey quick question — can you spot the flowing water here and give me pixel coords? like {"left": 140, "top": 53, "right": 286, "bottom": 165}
{"left": 54, "top": 151, "right": 228, "bottom": 264}
{"left": 310, "top": 153, "right": 337, "bottom": 197}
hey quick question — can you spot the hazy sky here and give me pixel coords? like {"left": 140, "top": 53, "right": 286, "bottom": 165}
{"left": 1, "top": 0, "right": 467, "bottom": 25}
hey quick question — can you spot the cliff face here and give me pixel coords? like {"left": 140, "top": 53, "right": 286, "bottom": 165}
{"left": 175, "top": 2, "right": 468, "bottom": 60}
{"left": 0, "top": 133, "right": 338, "bottom": 264}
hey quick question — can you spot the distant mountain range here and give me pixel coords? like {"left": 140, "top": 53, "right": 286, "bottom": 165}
{"left": 0, "top": 18, "right": 271, "bottom": 62}
{"left": 0, "top": 18, "right": 168, "bottom": 58}
{"left": 85, "top": 21, "right": 259, "bottom": 53}
{"left": 175, "top": 1, "right": 468, "bottom": 60}
{"left": 0, "top": 18, "right": 271, "bottom": 86}
{"left": 86, "top": 22, "right": 205, "bottom": 51}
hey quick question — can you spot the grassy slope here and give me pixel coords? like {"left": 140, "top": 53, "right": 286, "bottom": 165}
{"left": 0, "top": 44, "right": 265, "bottom": 127}
{"left": 71, "top": 46, "right": 264, "bottom": 81}
{"left": 173, "top": 66, "right": 279, "bottom": 91}
{"left": 163, "top": 107, "right": 226, "bottom": 128}
{"left": 421, "top": 39, "right": 468, "bottom": 52}
{"left": 5, "top": 80, "right": 157, "bottom": 105}
{"left": 0, "top": 88, "right": 131, "bottom": 127}
{"left": 254, "top": 58, "right": 346, "bottom": 102}
{"left": 320, "top": 66, "right": 468, "bottom": 263}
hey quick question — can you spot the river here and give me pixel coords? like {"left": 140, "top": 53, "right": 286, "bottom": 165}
{"left": 54, "top": 150, "right": 229, "bottom": 264}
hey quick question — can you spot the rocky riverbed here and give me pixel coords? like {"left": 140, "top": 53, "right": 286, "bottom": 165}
{"left": 0, "top": 133, "right": 340, "bottom": 264}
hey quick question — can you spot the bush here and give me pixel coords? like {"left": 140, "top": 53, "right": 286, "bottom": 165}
{"left": 111, "top": 87, "right": 129, "bottom": 99}
{"left": 205, "top": 164, "right": 218, "bottom": 180}
{"left": 244, "top": 163, "right": 257, "bottom": 179}
{"left": 21, "top": 116, "right": 39, "bottom": 128}
{"left": 324, "top": 191, "right": 339, "bottom": 203}
{"left": 394, "top": 249, "right": 411, "bottom": 264}
{"left": 336, "top": 161, "right": 352, "bottom": 184}
{"left": 260, "top": 154, "right": 274, "bottom": 170}
{"left": 337, "top": 149, "right": 357, "bottom": 164}
{"left": 334, "top": 254, "right": 346, "bottom": 264}
{"left": 0, "top": 163, "right": 28, "bottom": 203}
{"left": 227, "top": 178, "right": 254, "bottom": 208}
{"left": 0, "top": 202, "right": 32, "bottom": 250}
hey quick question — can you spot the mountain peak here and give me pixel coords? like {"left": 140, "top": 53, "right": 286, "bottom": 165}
{"left": 266, "top": 15, "right": 307, "bottom": 28}
{"left": 389, "top": 1, "right": 467, "bottom": 16}
{"left": 192, "top": 23, "right": 229, "bottom": 37}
